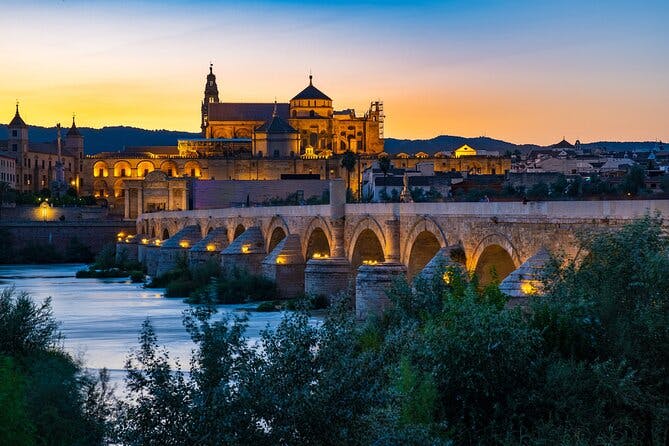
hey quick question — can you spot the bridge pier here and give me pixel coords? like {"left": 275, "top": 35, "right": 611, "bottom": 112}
{"left": 304, "top": 257, "right": 352, "bottom": 300}
{"left": 155, "top": 225, "right": 203, "bottom": 277}
{"left": 115, "top": 234, "right": 141, "bottom": 264}
{"left": 415, "top": 246, "right": 466, "bottom": 283}
{"left": 499, "top": 248, "right": 551, "bottom": 306}
{"left": 355, "top": 262, "right": 407, "bottom": 320}
{"left": 221, "top": 226, "right": 265, "bottom": 276}
{"left": 189, "top": 227, "right": 229, "bottom": 269}
{"left": 262, "top": 234, "right": 305, "bottom": 298}
{"left": 142, "top": 241, "right": 162, "bottom": 277}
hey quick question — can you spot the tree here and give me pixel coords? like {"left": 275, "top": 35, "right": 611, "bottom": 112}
{"left": 620, "top": 164, "right": 645, "bottom": 196}
{"left": 341, "top": 150, "right": 357, "bottom": 201}
{"left": 378, "top": 154, "right": 391, "bottom": 200}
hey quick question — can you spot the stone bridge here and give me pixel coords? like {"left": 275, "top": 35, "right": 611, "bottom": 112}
{"left": 120, "top": 180, "right": 669, "bottom": 317}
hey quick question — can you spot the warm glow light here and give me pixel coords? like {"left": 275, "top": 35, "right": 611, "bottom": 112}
{"left": 117, "top": 232, "right": 125, "bottom": 238}
{"left": 442, "top": 271, "right": 452, "bottom": 284}
{"left": 276, "top": 255, "right": 286, "bottom": 265}
{"left": 141, "top": 238, "right": 149, "bottom": 245}
{"left": 241, "top": 244, "right": 251, "bottom": 254}
{"left": 154, "top": 239, "right": 162, "bottom": 246}
{"left": 206, "top": 243, "right": 216, "bottom": 252}
{"left": 520, "top": 280, "right": 539, "bottom": 296}
{"left": 179, "top": 240, "right": 190, "bottom": 248}
{"left": 362, "top": 260, "right": 379, "bottom": 266}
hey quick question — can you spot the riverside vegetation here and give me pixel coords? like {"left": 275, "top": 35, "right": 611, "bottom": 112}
{"left": 1, "top": 217, "right": 668, "bottom": 445}
{"left": 146, "top": 254, "right": 328, "bottom": 310}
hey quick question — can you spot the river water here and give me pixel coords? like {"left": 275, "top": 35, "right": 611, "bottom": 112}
{"left": 0, "top": 264, "right": 299, "bottom": 385}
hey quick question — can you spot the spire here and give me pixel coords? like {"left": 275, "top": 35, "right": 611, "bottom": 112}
{"left": 9, "top": 100, "right": 28, "bottom": 128}
{"left": 67, "top": 113, "right": 81, "bottom": 137}
{"left": 209, "top": 62, "right": 213, "bottom": 75}
{"left": 272, "top": 99, "right": 277, "bottom": 117}
{"left": 309, "top": 74, "right": 313, "bottom": 86}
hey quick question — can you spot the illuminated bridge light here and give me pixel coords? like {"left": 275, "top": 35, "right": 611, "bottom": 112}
{"left": 179, "top": 240, "right": 190, "bottom": 249}
{"left": 206, "top": 243, "right": 216, "bottom": 252}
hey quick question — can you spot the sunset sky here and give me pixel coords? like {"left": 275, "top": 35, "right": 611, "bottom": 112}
{"left": 1, "top": 0, "right": 667, "bottom": 144}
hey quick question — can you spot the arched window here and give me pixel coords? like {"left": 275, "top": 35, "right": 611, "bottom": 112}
{"left": 292, "top": 110, "right": 297, "bottom": 118}
{"left": 309, "top": 110, "right": 315, "bottom": 117}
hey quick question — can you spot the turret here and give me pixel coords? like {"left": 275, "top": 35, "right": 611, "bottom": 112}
{"left": 65, "top": 115, "right": 84, "bottom": 174}
{"left": 201, "top": 63, "right": 220, "bottom": 136}
{"left": 7, "top": 102, "right": 29, "bottom": 154}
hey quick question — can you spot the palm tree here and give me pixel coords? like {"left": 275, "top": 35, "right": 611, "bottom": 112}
{"left": 341, "top": 150, "right": 357, "bottom": 201}
{"left": 378, "top": 154, "right": 391, "bottom": 201}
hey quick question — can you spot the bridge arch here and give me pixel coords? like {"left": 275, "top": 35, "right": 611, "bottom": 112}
{"left": 265, "top": 216, "right": 290, "bottom": 252}
{"left": 401, "top": 217, "right": 448, "bottom": 264}
{"left": 347, "top": 217, "right": 387, "bottom": 265}
{"left": 350, "top": 227, "right": 386, "bottom": 270}
{"left": 302, "top": 217, "right": 333, "bottom": 259}
{"left": 406, "top": 231, "right": 445, "bottom": 280}
{"left": 233, "top": 223, "right": 246, "bottom": 240}
{"left": 470, "top": 233, "right": 521, "bottom": 286}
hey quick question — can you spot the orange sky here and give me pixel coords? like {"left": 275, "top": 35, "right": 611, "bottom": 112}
{"left": 1, "top": 1, "right": 667, "bottom": 145}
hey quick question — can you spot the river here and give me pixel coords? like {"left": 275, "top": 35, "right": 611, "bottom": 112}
{"left": 0, "top": 264, "right": 302, "bottom": 386}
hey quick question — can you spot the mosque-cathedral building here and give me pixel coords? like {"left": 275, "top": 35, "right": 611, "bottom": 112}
{"left": 4, "top": 66, "right": 510, "bottom": 216}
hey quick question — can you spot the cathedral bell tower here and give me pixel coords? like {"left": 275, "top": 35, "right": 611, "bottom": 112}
{"left": 201, "top": 63, "right": 220, "bottom": 136}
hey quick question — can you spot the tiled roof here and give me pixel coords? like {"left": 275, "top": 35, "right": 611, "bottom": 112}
{"left": 291, "top": 76, "right": 331, "bottom": 101}
{"left": 66, "top": 117, "right": 81, "bottom": 137}
{"left": 208, "top": 103, "right": 289, "bottom": 121}
{"left": 255, "top": 115, "right": 297, "bottom": 134}
{"left": 28, "top": 141, "right": 76, "bottom": 157}
{"left": 9, "top": 105, "right": 27, "bottom": 128}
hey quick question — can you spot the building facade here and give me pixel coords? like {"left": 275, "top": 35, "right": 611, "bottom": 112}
{"left": 0, "top": 154, "right": 16, "bottom": 188}
{"left": 1, "top": 104, "right": 83, "bottom": 193}
{"left": 202, "top": 67, "right": 385, "bottom": 156}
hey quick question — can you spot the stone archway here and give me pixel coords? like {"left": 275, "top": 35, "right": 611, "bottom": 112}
{"left": 233, "top": 224, "right": 246, "bottom": 240}
{"left": 401, "top": 217, "right": 448, "bottom": 266}
{"left": 347, "top": 217, "right": 387, "bottom": 265}
{"left": 350, "top": 228, "right": 385, "bottom": 270}
{"left": 267, "top": 226, "right": 287, "bottom": 253}
{"left": 406, "top": 230, "right": 443, "bottom": 280}
{"left": 301, "top": 217, "right": 333, "bottom": 259}
{"left": 305, "top": 227, "right": 331, "bottom": 259}
{"left": 474, "top": 244, "right": 516, "bottom": 286}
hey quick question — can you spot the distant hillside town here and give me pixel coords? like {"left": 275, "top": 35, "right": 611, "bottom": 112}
{"left": 1, "top": 65, "right": 667, "bottom": 222}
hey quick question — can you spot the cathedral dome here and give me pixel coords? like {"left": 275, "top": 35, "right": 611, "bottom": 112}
{"left": 292, "top": 75, "right": 331, "bottom": 101}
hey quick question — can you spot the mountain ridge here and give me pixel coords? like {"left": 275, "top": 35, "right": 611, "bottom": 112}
{"left": 0, "top": 124, "right": 662, "bottom": 155}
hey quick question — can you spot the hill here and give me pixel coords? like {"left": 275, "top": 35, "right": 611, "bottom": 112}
{"left": 0, "top": 124, "right": 661, "bottom": 155}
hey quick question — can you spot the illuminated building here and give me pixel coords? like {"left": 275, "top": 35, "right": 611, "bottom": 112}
{"left": 1, "top": 104, "right": 83, "bottom": 193}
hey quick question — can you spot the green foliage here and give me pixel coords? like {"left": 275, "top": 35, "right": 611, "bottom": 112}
{"left": 0, "top": 355, "right": 35, "bottom": 446}
{"left": 527, "top": 181, "right": 550, "bottom": 200}
{"left": 0, "top": 287, "right": 110, "bottom": 446}
{"left": 620, "top": 164, "right": 646, "bottom": 196}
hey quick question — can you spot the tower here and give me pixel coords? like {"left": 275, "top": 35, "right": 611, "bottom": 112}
{"left": 7, "top": 102, "right": 29, "bottom": 190}
{"left": 7, "top": 102, "right": 29, "bottom": 155}
{"left": 66, "top": 114, "right": 84, "bottom": 177}
{"left": 201, "top": 63, "right": 220, "bottom": 136}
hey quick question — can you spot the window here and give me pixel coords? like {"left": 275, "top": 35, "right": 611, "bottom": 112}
{"left": 11, "top": 144, "right": 17, "bottom": 151}
{"left": 143, "top": 169, "right": 149, "bottom": 177}
{"left": 12, "top": 130, "right": 17, "bottom": 137}
{"left": 190, "top": 168, "right": 196, "bottom": 177}
{"left": 168, "top": 169, "right": 173, "bottom": 177}
{"left": 273, "top": 150, "right": 279, "bottom": 158}
{"left": 309, "top": 110, "right": 315, "bottom": 117}
{"left": 98, "top": 168, "right": 104, "bottom": 177}
{"left": 42, "top": 160, "right": 45, "bottom": 169}
{"left": 121, "top": 169, "right": 127, "bottom": 177}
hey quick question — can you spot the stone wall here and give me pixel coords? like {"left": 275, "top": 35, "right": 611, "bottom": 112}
{"left": 2, "top": 221, "right": 136, "bottom": 256}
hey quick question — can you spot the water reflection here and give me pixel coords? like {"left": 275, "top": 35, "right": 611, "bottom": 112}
{"left": 0, "top": 264, "right": 306, "bottom": 384}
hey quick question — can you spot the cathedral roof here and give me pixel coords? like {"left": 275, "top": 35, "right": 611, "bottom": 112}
{"left": 256, "top": 114, "right": 297, "bottom": 134}
{"left": 67, "top": 116, "right": 81, "bottom": 137}
{"left": 9, "top": 103, "right": 27, "bottom": 128}
{"left": 208, "top": 102, "right": 289, "bottom": 121}
{"left": 292, "top": 75, "right": 331, "bottom": 101}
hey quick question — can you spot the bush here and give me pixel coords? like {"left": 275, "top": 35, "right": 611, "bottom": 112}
{"left": 129, "top": 270, "right": 145, "bottom": 283}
